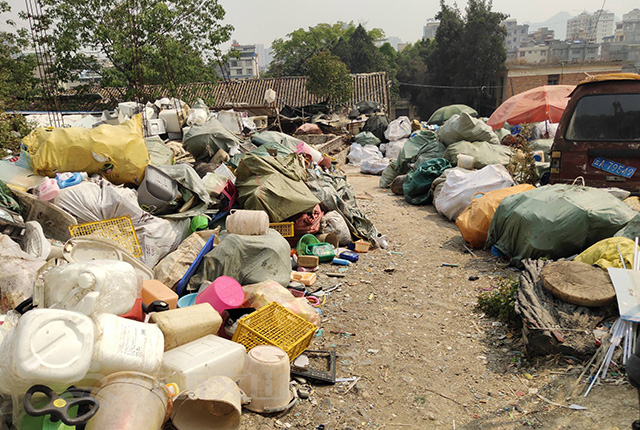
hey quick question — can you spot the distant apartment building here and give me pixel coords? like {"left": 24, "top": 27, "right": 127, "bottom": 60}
{"left": 224, "top": 41, "right": 259, "bottom": 79}
{"left": 531, "top": 27, "right": 555, "bottom": 44}
{"left": 503, "top": 18, "right": 530, "bottom": 50}
{"left": 255, "top": 44, "right": 273, "bottom": 71}
{"left": 600, "top": 8, "right": 640, "bottom": 64}
{"left": 622, "top": 8, "right": 640, "bottom": 43}
{"left": 566, "top": 10, "right": 614, "bottom": 43}
{"left": 517, "top": 45, "right": 550, "bottom": 64}
{"left": 422, "top": 19, "right": 440, "bottom": 40}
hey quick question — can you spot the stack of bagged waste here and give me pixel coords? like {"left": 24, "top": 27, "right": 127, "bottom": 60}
{"left": 0, "top": 99, "right": 383, "bottom": 429}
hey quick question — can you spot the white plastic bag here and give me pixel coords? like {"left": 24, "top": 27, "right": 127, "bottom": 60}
{"left": 434, "top": 164, "right": 515, "bottom": 221}
{"left": 384, "top": 138, "right": 408, "bottom": 160}
{"left": 361, "top": 158, "right": 390, "bottom": 175}
{"left": 384, "top": 116, "right": 411, "bottom": 141}
{"left": 347, "top": 143, "right": 383, "bottom": 167}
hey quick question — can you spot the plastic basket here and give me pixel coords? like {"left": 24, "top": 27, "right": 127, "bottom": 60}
{"left": 232, "top": 302, "right": 316, "bottom": 361}
{"left": 68, "top": 215, "right": 143, "bottom": 257}
{"left": 269, "top": 222, "right": 294, "bottom": 237}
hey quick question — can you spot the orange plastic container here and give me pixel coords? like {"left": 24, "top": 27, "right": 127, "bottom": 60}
{"left": 290, "top": 271, "right": 316, "bottom": 286}
{"left": 142, "top": 280, "right": 179, "bottom": 309}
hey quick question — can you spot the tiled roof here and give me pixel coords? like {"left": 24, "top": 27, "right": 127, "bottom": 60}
{"left": 79, "top": 72, "right": 390, "bottom": 112}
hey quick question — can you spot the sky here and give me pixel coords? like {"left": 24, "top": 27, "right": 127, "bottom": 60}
{"left": 2, "top": 0, "right": 638, "bottom": 47}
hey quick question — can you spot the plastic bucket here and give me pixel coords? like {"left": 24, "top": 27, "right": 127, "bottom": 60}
{"left": 177, "top": 293, "right": 197, "bottom": 308}
{"left": 195, "top": 276, "right": 244, "bottom": 314}
{"left": 226, "top": 210, "right": 269, "bottom": 236}
{"left": 238, "top": 345, "right": 293, "bottom": 413}
{"left": 171, "top": 376, "right": 241, "bottom": 430}
{"left": 85, "top": 372, "right": 171, "bottom": 430}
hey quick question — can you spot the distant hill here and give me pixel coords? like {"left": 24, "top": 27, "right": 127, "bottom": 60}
{"left": 525, "top": 11, "right": 573, "bottom": 41}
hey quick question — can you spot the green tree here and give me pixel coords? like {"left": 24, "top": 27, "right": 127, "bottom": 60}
{"left": 267, "top": 22, "right": 384, "bottom": 77}
{"left": 343, "top": 24, "right": 387, "bottom": 74}
{"left": 305, "top": 51, "right": 352, "bottom": 108}
{"left": 0, "top": 1, "right": 38, "bottom": 110}
{"left": 395, "top": 39, "right": 432, "bottom": 112}
{"left": 23, "top": 0, "right": 233, "bottom": 93}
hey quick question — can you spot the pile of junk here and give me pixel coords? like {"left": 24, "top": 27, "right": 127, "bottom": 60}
{"left": 0, "top": 97, "right": 384, "bottom": 430}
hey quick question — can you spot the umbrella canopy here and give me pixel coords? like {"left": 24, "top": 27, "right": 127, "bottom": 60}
{"left": 487, "top": 85, "right": 575, "bottom": 130}
{"left": 427, "top": 104, "right": 477, "bottom": 125}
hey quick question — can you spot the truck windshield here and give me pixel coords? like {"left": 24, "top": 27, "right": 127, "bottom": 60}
{"left": 565, "top": 93, "right": 640, "bottom": 141}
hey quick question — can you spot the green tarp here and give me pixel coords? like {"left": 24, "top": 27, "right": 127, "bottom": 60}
{"left": 403, "top": 158, "right": 451, "bottom": 205}
{"left": 355, "top": 131, "right": 381, "bottom": 147}
{"left": 427, "top": 104, "right": 477, "bottom": 125}
{"left": 379, "top": 159, "right": 398, "bottom": 188}
{"left": 487, "top": 185, "right": 636, "bottom": 267}
{"left": 396, "top": 130, "right": 446, "bottom": 175}
{"left": 229, "top": 141, "right": 293, "bottom": 168}
{"left": 443, "top": 141, "right": 512, "bottom": 169}
{"left": 183, "top": 118, "right": 242, "bottom": 162}
{"left": 235, "top": 153, "right": 319, "bottom": 222}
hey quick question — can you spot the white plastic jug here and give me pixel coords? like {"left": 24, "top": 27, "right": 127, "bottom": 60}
{"left": 37, "top": 261, "right": 138, "bottom": 315}
{"left": 89, "top": 313, "right": 164, "bottom": 379}
{"left": 0, "top": 309, "right": 95, "bottom": 395}
{"left": 226, "top": 209, "right": 269, "bottom": 236}
{"left": 161, "top": 335, "right": 246, "bottom": 392}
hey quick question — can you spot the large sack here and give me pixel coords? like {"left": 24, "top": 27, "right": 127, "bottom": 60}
{"left": 396, "top": 130, "right": 445, "bottom": 175}
{"left": 145, "top": 136, "right": 174, "bottom": 166}
{"left": 390, "top": 175, "right": 407, "bottom": 195}
{"left": 321, "top": 211, "right": 351, "bottom": 245}
{"left": 362, "top": 114, "right": 389, "bottom": 143}
{"left": 348, "top": 143, "right": 383, "bottom": 167}
{"left": 361, "top": 158, "right": 389, "bottom": 175}
{"left": 154, "top": 164, "right": 212, "bottom": 219}
{"left": 201, "top": 230, "right": 291, "bottom": 287}
{"left": 403, "top": 158, "right": 451, "bottom": 205}
{"left": 434, "top": 165, "right": 515, "bottom": 221}
{"left": 235, "top": 153, "right": 319, "bottom": 222}
{"left": 354, "top": 131, "right": 381, "bottom": 147}
{"left": 183, "top": 118, "right": 242, "bottom": 162}
{"left": 153, "top": 230, "right": 215, "bottom": 289}
{"left": 24, "top": 115, "right": 149, "bottom": 185}
{"left": 437, "top": 113, "right": 500, "bottom": 146}
{"left": 444, "top": 141, "right": 512, "bottom": 169}
{"left": 379, "top": 160, "right": 398, "bottom": 188}
{"left": 487, "top": 185, "right": 637, "bottom": 267}
{"left": 0, "top": 234, "right": 46, "bottom": 313}
{"left": 54, "top": 177, "right": 189, "bottom": 268}
{"left": 384, "top": 116, "right": 411, "bottom": 141}
{"left": 382, "top": 138, "right": 407, "bottom": 160}
{"left": 574, "top": 237, "right": 638, "bottom": 270}
{"left": 455, "top": 184, "right": 535, "bottom": 248}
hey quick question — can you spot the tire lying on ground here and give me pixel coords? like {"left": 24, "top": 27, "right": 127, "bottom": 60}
{"left": 541, "top": 260, "right": 616, "bottom": 307}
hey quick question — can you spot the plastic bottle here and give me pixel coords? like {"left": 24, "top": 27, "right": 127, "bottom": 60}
{"left": 38, "top": 178, "right": 60, "bottom": 201}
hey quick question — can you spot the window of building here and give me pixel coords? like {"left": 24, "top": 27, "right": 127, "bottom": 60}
{"left": 547, "top": 74, "right": 560, "bottom": 85}
{"left": 245, "top": 60, "right": 252, "bottom": 66}
{"left": 541, "top": 51, "right": 547, "bottom": 55}
{"left": 246, "top": 69, "right": 252, "bottom": 75}
{"left": 520, "top": 52, "right": 525, "bottom": 57}
{"left": 231, "top": 61, "right": 238, "bottom": 67}
{"left": 513, "top": 37, "right": 517, "bottom": 42}
{"left": 521, "top": 29, "right": 526, "bottom": 34}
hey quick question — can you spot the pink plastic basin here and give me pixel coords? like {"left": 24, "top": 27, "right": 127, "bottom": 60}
{"left": 195, "top": 276, "right": 244, "bottom": 313}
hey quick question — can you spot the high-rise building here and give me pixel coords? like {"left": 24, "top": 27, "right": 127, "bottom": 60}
{"left": 422, "top": 19, "right": 440, "bottom": 40}
{"left": 255, "top": 44, "right": 273, "bottom": 71}
{"left": 224, "top": 41, "right": 260, "bottom": 79}
{"left": 566, "top": 10, "right": 614, "bottom": 43}
{"left": 503, "top": 19, "right": 530, "bottom": 50}
{"left": 622, "top": 8, "right": 640, "bottom": 43}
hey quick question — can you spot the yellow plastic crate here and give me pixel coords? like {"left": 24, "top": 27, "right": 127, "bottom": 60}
{"left": 68, "top": 215, "right": 143, "bottom": 257}
{"left": 232, "top": 302, "right": 316, "bottom": 361}
{"left": 269, "top": 222, "right": 294, "bottom": 237}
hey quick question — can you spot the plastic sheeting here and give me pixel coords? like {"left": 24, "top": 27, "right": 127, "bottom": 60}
{"left": 574, "top": 237, "right": 638, "bottom": 270}
{"left": 154, "top": 164, "right": 212, "bottom": 219}
{"left": 145, "top": 137, "right": 174, "bottom": 166}
{"left": 487, "top": 185, "right": 637, "bottom": 267}
{"left": 0, "top": 234, "right": 46, "bottom": 313}
{"left": 201, "top": 230, "right": 291, "bottom": 287}
{"left": 444, "top": 141, "right": 513, "bottom": 169}
{"left": 434, "top": 165, "right": 515, "bottom": 221}
{"left": 235, "top": 153, "right": 319, "bottom": 222}
{"left": 396, "top": 130, "right": 445, "bottom": 175}
{"left": 183, "top": 118, "right": 241, "bottom": 162}
{"left": 153, "top": 230, "right": 215, "bottom": 289}
{"left": 403, "top": 158, "right": 451, "bottom": 205}
{"left": 24, "top": 114, "right": 149, "bottom": 185}
{"left": 379, "top": 160, "right": 398, "bottom": 188}
{"left": 54, "top": 178, "right": 189, "bottom": 268}
{"left": 305, "top": 169, "right": 379, "bottom": 244}
{"left": 437, "top": 113, "right": 500, "bottom": 146}
{"left": 455, "top": 184, "right": 535, "bottom": 248}
{"left": 354, "top": 131, "right": 381, "bottom": 147}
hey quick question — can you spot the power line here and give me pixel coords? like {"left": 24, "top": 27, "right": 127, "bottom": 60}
{"left": 396, "top": 82, "right": 503, "bottom": 90}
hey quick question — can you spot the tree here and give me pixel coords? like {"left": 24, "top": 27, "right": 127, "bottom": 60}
{"left": 343, "top": 24, "right": 387, "bottom": 74}
{"left": 305, "top": 51, "right": 352, "bottom": 108}
{"left": 267, "top": 22, "right": 384, "bottom": 77}
{"left": 24, "top": 0, "right": 233, "bottom": 93}
{"left": 395, "top": 39, "right": 432, "bottom": 113}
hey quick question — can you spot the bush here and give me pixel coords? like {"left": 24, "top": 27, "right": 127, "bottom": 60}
{"left": 0, "top": 112, "right": 34, "bottom": 158}
{"left": 476, "top": 277, "right": 518, "bottom": 324}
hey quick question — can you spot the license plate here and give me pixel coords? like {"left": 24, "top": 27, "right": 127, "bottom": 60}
{"left": 592, "top": 157, "right": 636, "bottom": 178}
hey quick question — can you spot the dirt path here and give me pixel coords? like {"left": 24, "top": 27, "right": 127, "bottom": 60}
{"left": 240, "top": 165, "right": 638, "bottom": 430}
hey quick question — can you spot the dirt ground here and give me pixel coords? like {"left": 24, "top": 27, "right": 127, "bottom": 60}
{"left": 240, "top": 163, "right": 639, "bottom": 430}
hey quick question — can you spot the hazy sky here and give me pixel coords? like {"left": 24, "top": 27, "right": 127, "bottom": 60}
{"left": 2, "top": 0, "right": 638, "bottom": 48}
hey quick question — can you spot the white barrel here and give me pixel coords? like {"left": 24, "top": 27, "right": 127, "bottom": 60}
{"left": 226, "top": 209, "right": 269, "bottom": 235}
{"left": 457, "top": 153, "right": 475, "bottom": 169}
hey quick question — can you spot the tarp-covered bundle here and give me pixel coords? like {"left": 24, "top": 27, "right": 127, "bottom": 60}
{"left": 434, "top": 165, "right": 515, "bottom": 221}
{"left": 183, "top": 118, "right": 242, "bottom": 162}
{"left": 235, "top": 153, "right": 319, "bottom": 222}
{"left": 396, "top": 130, "right": 445, "bottom": 175}
{"left": 354, "top": 131, "right": 381, "bottom": 147}
{"left": 455, "top": 184, "right": 535, "bottom": 248}
{"left": 403, "top": 158, "right": 451, "bottom": 205}
{"left": 487, "top": 185, "right": 637, "bottom": 267}
{"left": 437, "top": 113, "right": 500, "bottom": 146}
{"left": 305, "top": 169, "right": 379, "bottom": 244}
{"left": 443, "top": 141, "right": 512, "bottom": 169}
{"left": 24, "top": 115, "right": 149, "bottom": 185}
{"left": 362, "top": 114, "right": 389, "bottom": 143}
